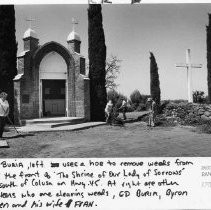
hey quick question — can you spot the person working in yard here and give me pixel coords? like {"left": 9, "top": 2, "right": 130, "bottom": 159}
{"left": 119, "top": 98, "right": 127, "bottom": 120}
{"left": 112, "top": 105, "right": 124, "bottom": 126}
{"left": 105, "top": 100, "right": 113, "bottom": 125}
{"left": 147, "top": 97, "right": 156, "bottom": 127}
{"left": 0, "top": 92, "right": 9, "bottom": 139}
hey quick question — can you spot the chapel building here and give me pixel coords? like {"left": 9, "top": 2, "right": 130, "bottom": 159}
{"left": 14, "top": 26, "right": 90, "bottom": 124}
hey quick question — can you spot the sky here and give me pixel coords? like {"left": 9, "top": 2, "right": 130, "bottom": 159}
{"left": 15, "top": 3, "right": 211, "bottom": 100}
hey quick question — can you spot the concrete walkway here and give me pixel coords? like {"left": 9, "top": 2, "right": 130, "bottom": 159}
{"left": 16, "top": 121, "right": 107, "bottom": 133}
{"left": 0, "top": 140, "right": 9, "bottom": 148}
{"left": 14, "top": 111, "right": 149, "bottom": 133}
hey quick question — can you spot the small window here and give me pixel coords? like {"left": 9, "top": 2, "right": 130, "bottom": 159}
{"left": 22, "top": 94, "right": 29, "bottom": 103}
{"left": 80, "top": 57, "right": 85, "bottom": 75}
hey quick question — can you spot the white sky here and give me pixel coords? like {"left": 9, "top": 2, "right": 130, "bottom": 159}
{"left": 14, "top": 3, "right": 211, "bottom": 100}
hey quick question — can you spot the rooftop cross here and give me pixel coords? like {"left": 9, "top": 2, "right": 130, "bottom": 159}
{"left": 72, "top": 18, "right": 78, "bottom": 32}
{"left": 175, "top": 49, "right": 202, "bottom": 103}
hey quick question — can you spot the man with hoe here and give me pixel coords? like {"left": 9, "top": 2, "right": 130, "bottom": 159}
{"left": 119, "top": 98, "right": 127, "bottom": 120}
{"left": 147, "top": 97, "right": 156, "bottom": 127}
{"left": 0, "top": 92, "right": 9, "bottom": 140}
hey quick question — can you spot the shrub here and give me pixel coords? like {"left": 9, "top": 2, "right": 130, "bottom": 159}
{"left": 182, "top": 115, "right": 202, "bottom": 126}
{"left": 129, "top": 89, "right": 150, "bottom": 110}
{"left": 141, "top": 94, "right": 151, "bottom": 104}
{"left": 107, "top": 89, "right": 119, "bottom": 104}
{"left": 170, "top": 99, "right": 187, "bottom": 104}
{"left": 107, "top": 89, "right": 128, "bottom": 110}
{"left": 130, "top": 89, "right": 142, "bottom": 109}
{"left": 193, "top": 91, "right": 206, "bottom": 104}
{"left": 136, "top": 103, "right": 146, "bottom": 111}
{"left": 126, "top": 106, "right": 135, "bottom": 112}
{"left": 198, "top": 121, "right": 211, "bottom": 134}
{"left": 159, "top": 100, "right": 170, "bottom": 113}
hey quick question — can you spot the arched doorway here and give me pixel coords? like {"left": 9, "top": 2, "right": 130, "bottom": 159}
{"left": 39, "top": 51, "right": 68, "bottom": 117}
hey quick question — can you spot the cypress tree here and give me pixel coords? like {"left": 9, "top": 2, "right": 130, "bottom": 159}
{"left": 207, "top": 14, "right": 211, "bottom": 104}
{"left": 150, "top": 52, "right": 161, "bottom": 108}
{"left": 88, "top": 4, "right": 107, "bottom": 121}
{"left": 0, "top": 5, "right": 17, "bottom": 120}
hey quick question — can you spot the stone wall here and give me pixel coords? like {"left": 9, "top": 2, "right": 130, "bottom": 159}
{"left": 20, "top": 52, "right": 38, "bottom": 119}
{"left": 14, "top": 81, "right": 21, "bottom": 125}
{"left": 75, "top": 75, "right": 85, "bottom": 117}
{"left": 163, "top": 102, "right": 211, "bottom": 123}
{"left": 15, "top": 51, "right": 39, "bottom": 121}
{"left": 84, "top": 78, "right": 90, "bottom": 121}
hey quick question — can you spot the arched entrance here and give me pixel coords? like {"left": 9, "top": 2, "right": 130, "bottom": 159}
{"left": 39, "top": 51, "right": 68, "bottom": 117}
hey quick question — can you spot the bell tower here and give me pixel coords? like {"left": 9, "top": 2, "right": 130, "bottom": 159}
{"left": 67, "top": 18, "right": 81, "bottom": 54}
{"left": 23, "top": 28, "right": 39, "bottom": 51}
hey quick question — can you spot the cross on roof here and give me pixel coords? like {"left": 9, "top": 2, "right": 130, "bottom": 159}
{"left": 25, "top": 17, "right": 36, "bottom": 29}
{"left": 72, "top": 18, "right": 78, "bottom": 32}
{"left": 175, "top": 49, "right": 202, "bottom": 103}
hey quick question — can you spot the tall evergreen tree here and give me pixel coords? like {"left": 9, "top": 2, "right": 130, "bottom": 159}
{"left": 0, "top": 5, "right": 17, "bottom": 120}
{"left": 88, "top": 4, "right": 107, "bottom": 121}
{"left": 150, "top": 52, "right": 161, "bottom": 108}
{"left": 207, "top": 14, "right": 211, "bottom": 104}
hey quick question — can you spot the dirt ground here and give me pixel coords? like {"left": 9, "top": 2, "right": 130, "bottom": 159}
{"left": 0, "top": 120, "right": 211, "bottom": 158}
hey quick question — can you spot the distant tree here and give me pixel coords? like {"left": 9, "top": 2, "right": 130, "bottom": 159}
{"left": 150, "top": 52, "right": 161, "bottom": 109}
{"left": 130, "top": 89, "right": 142, "bottom": 108}
{"left": 193, "top": 90, "right": 206, "bottom": 104}
{"left": 106, "top": 55, "right": 121, "bottom": 90}
{"left": 0, "top": 5, "right": 17, "bottom": 121}
{"left": 107, "top": 89, "right": 127, "bottom": 108}
{"left": 141, "top": 94, "right": 151, "bottom": 104}
{"left": 207, "top": 14, "right": 211, "bottom": 103}
{"left": 129, "top": 90, "right": 150, "bottom": 111}
{"left": 88, "top": 4, "right": 107, "bottom": 121}
{"left": 86, "top": 55, "right": 121, "bottom": 90}
{"left": 107, "top": 89, "right": 119, "bottom": 104}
